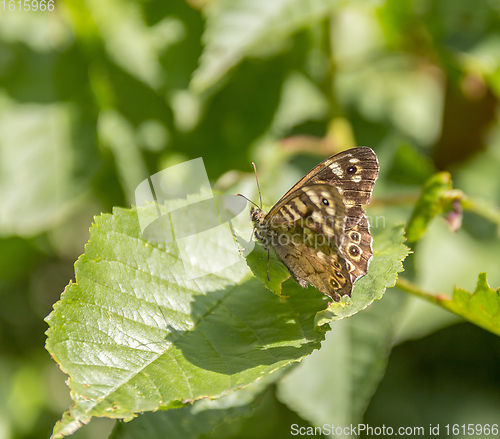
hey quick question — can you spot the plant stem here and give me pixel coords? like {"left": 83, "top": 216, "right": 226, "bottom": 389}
{"left": 461, "top": 196, "right": 500, "bottom": 236}
{"left": 370, "top": 193, "right": 420, "bottom": 207}
{"left": 395, "top": 277, "right": 450, "bottom": 304}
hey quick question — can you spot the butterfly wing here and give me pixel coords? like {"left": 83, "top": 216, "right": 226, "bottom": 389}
{"left": 278, "top": 147, "right": 379, "bottom": 206}
{"left": 270, "top": 147, "right": 379, "bottom": 288}
{"left": 307, "top": 147, "right": 378, "bottom": 284}
{"left": 262, "top": 184, "right": 352, "bottom": 301}
{"left": 272, "top": 241, "right": 353, "bottom": 300}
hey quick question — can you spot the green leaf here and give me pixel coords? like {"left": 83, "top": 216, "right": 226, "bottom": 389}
{"left": 0, "top": 98, "right": 82, "bottom": 237}
{"left": 405, "top": 172, "right": 458, "bottom": 243}
{"left": 45, "top": 202, "right": 328, "bottom": 438}
{"left": 191, "top": 0, "right": 341, "bottom": 93}
{"left": 109, "top": 372, "right": 279, "bottom": 439}
{"left": 245, "top": 241, "right": 291, "bottom": 296}
{"left": 315, "top": 224, "right": 410, "bottom": 325}
{"left": 270, "top": 72, "right": 329, "bottom": 136}
{"left": 277, "top": 290, "right": 406, "bottom": 429}
{"left": 438, "top": 273, "right": 500, "bottom": 336}
{"left": 82, "top": 1, "right": 177, "bottom": 89}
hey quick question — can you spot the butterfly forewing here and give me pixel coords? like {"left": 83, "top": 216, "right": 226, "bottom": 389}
{"left": 279, "top": 147, "right": 379, "bottom": 206}
{"left": 272, "top": 239, "right": 352, "bottom": 299}
{"left": 264, "top": 184, "right": 345, "bottom": 245}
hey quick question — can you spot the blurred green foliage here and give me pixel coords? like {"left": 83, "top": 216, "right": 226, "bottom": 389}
{"left": 1, "top": 0, "right": 500, "bottom": 438}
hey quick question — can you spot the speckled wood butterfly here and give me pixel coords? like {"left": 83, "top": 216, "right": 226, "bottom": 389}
{"left": 249, "top": 147, "right": 379, "bottom": 302}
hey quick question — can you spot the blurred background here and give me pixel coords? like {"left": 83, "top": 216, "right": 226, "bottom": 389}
{"left": 1, "top": 0, "right": 500, "bottom": 438}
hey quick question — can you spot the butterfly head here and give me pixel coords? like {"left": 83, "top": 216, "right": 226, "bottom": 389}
{"left": 250, "top": 206, "right": 265, "bottom": 226}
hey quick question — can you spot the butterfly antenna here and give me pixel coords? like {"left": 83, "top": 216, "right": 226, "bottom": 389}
{"left": 252, "top": 162, "right": 263, "bottom": 209}
{"left": 236, "top": 194, "right": 260, "bottom": 209}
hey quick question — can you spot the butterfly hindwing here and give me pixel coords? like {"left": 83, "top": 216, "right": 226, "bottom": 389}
{"left": 340, "top": 213, "right": 373, "bottom": 282}
{"left": 272, "top": 240, "right": 352, "bottom": 299}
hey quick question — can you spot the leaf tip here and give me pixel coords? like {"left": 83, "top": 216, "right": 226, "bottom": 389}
{"left": 51, "top": 409, "right": 88, "bottom": 439}
{"left": 476, "top": 272, "right": 489, "bottom": 291}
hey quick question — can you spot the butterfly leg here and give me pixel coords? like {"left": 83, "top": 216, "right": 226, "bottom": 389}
{"left": 239, "top": 226, "right": 256, "bottom": 254}
{"left": 266, "top": 249, "right": 270, "bottom": 281}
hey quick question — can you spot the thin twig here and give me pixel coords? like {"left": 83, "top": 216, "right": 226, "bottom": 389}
{"left": 370, "top": 193, "right": 420, "bottom": 207}
{"left": 461, "top": 196, "right": 500, "bottom": 236}
{"left": 395, "top": 277, "right": 448, "bottom": 304}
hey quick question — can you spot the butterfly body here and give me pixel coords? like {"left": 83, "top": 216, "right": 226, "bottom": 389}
{"left": 250, "top": 147, "right": 379, "bottom": 301}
